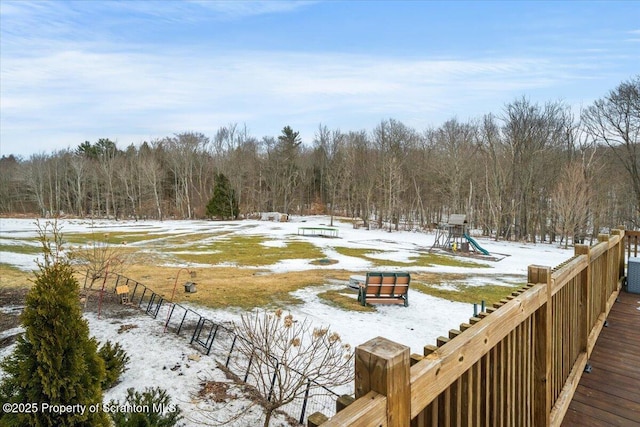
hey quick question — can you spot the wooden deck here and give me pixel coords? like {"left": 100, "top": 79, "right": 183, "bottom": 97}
{"left": 562, "top": 289, "right": 640, "bottom": 426}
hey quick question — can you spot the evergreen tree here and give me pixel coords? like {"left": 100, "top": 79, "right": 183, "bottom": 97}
{"left": 206, "top": 173, "right": 239, "bottom": 220}
{"left": 108, "top": 387, "right": 182, "bottom": 427}
{"left": 0, "top": 221, "right": 110, "bottom": 427}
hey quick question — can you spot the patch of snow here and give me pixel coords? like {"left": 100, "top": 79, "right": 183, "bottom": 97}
{"left": 261, "top": 239, "right": 287, "bottom": 248}
{"left": 0, "top": 327, "right": 23, "bottom": 341}
{"left": 91, "top": 312, "right": 280, "bottom": 426}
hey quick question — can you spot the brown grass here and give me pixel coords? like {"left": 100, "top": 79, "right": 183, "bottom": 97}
{"left": 317, "top": 289, "right": 375, "bottom": 312}
{"left": 0, "top": 264, "right": 33, "bottom": 289}
{"left": 1, "top": 257, "right": 523, "bottom": 314}
{"left": 120, "top": 265, "right": 355, "bottom": 310}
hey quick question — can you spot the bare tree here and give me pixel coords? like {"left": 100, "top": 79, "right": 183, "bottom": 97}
{"left": 95, "top": 139, "right": 120, "bottom": 218}
{"left": 68, "top": 229, "right": 129, "bottom": 289}
{"left": 430, "top": 118, "right": 478, "bottom": 216}
{"left": 501, "top": 98, "right": 566, "bottom": 241}
{"left": 1, "top": 77, "right": 636, "bottom": 234}
{"left": 552, "top": 162, "right": 590, "bottom": 248}
{"left": 166, "top": 132, "right": 209, "bottom": 218}
{"left": 343, "top": 130, "right": 376, "bottom": 227}
{"left": 24, "top": 153, "right": 49, "bottom": 217}
{"left": 139, "top": 141, "right": 165, "bottom": 220}
{"left": 226, "top": 135, "right": 262, "bottom": 214}
{"left": 234, "top": 309, "right": 353, "bottom": 427}
{"left": 116, "top": 144, "right": 141, "bottom": 219}
{"left": 313, "top": 125, "right": 347, "bottom": 225}
{"left": 69, "top": 152, "right": 89, "bottom": 217}
{"left": 478, "top": 114, "right": 509, "bottom": 238}
{"left": 0, "top": 155, "right": 25, "bottom": 214}
{"left": 374, "top": 119, "right": 414, "bottom": 230}
{"left": 582, "top": 75, "right": 640, "bottom": 224}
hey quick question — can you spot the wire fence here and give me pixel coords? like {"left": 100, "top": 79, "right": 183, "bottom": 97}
{"left": 84, "top": 272, "right": 347, "bottom": 424}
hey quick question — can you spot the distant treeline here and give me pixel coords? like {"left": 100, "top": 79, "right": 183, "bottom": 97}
{"left": 1, "top": 76, "right": 638, "bottom": 243}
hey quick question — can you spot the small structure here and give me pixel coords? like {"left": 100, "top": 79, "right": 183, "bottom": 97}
{"left": 184, "top": 282, "right": 197, "bottom": 293}
{"left": 260, "top": 212, "right": 288, "bottom": 222}
{"left": 431, "top": 214, "right": 468, "bottom": 251}
{"left": 116, "top": 285, "right": 130, "bottom": 304}
{"left": 298, "top": 226, "right": 339, "bottom": 238}
{"left": 430, "top": 214, "right": 489, "bottom": 255}
{"left": 628, "top": 257, "right": 640, "bottom": 294}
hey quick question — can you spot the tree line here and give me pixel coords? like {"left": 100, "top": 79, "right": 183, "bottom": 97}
{"left": 1, "top": 76, "right": 638, "bottom": 243}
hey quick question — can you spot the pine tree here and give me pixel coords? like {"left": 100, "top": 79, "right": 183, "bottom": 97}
{"left": 0, "top": 221, "right": 110, "bottom": 427}
{"left": 206, "top": 173, "right": 239, "bottom": 220}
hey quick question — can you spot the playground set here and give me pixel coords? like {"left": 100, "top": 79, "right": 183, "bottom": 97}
{"left": 430, "top": 214, "right": 490, "bottom": 256}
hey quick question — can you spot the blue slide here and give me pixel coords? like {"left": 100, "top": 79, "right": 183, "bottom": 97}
{"left": 463, "top": 233, "right": 490, "bottom": 255}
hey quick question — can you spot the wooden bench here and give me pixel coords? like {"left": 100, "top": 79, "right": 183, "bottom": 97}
{"left": 357, "top": 272, "right": 410, "bottom": 307}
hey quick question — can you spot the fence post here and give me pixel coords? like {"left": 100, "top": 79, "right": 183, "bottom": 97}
{"left": 355, "top": 336, "right": 410, "bottom": 427}
{"left": 598, "top": 234, "right": 610, "bottom": 313}
{"left": 575, "top": 244, "right": 590, "bottom": 356}
{"left": 529, "top": 265, "right": 551, "bottom": 427}
{"left": 612, "top": 229, "right": 625, "bottom": 283}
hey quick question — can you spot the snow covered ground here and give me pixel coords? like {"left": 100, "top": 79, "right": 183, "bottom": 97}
{"left": 0, "top": 216, "right": 575, "bottom": 425}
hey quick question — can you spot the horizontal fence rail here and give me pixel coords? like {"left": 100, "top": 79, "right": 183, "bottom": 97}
{"left": 317, "top": 229, "right": 630, "bottom": 427}
{"left": 83, "top": 272, "right": 342, "bottom": 425}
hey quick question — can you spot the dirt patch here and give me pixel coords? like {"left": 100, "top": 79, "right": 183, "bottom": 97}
{"left": 117, "top": 324, "right": 138, "bottom": 334}
{"left": 0, "top": 285, "right": 147, "bottom": 349}
{"left": 0, "top": 286, "right": 28, "bottom": 309}
{"left": 198, "top": 381, "right": 236, "bottom": 403}
{"left": 0, "top": 287, "right": 28, "bottom": 349}
{"left": 80, "top": 288, "right": 141, "bottom": 319}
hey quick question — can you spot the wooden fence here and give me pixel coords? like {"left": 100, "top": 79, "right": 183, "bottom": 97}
{"left": 313, "top": 229, "right": 632, "bottom": 427}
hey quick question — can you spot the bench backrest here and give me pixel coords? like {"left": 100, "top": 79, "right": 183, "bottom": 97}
{"left": 364, "top": 272, "right": 410, "bottom": 296}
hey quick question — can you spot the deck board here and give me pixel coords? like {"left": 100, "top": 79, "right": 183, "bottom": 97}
{"left": 561, "top": 290, "right": 640, "bottom": 426}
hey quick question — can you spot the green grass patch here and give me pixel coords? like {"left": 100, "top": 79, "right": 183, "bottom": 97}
{"left": 0, "top": 242, "right": 41, "bottom": 255}
{"left": 333, "top": 247, "right": 410, "bottom": 267}
{"left": 158, "top": 231, "right": 232, "bottom": 246}
{"left": 64, "top": 231, "right": 165, "bottom": 245}
{"left": 333, "top": 247, "right": 489, "bottom": 268}
{"left": 410, "top": 253, "right": 489, "bottom": 268}
{"left": 173, "top": 236, "right": 325, "bottom": 266}
{"left": 317, "top": 289, "right": 376, "bottom": 312}
{"left": 412, "top": 281, "right": 523, "bottom": 305}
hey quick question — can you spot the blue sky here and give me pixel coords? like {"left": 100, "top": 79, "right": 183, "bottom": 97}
{"left": 1, "top": 1, "right": 638, "bottom": 157}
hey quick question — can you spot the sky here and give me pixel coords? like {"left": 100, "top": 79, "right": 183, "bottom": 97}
{"left": 1, "top": 1, "right": 638, "bottom": 158}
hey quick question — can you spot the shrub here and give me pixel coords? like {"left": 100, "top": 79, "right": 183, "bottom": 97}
{"left": 108, "top": 387, "right": 183, "bottom": 427}
{"left": 98, "top": 340, "right": 130, "bottom": 389}
{"left": 0, "top": 221, "right": 110, "bottom": 426}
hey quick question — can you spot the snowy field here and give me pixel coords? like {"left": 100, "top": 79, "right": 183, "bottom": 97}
{"left": 0, "top": 216, "right": 576, "bottom": 425}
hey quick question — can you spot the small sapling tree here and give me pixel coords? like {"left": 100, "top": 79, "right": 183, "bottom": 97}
{"left": 67, "top": 226, "right": 129, "bottom": 289}
{"left": 234, "top": 309, "right": 353, "bottom": 427}
{"left": 0, "top": 220, "right": 110, "bottom": 426}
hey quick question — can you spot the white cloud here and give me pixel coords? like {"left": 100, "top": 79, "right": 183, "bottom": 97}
{"left": 186, "top": 0, "right": 318, "bottom": 18}
{"left": 2, "top": 1, "right": 637, "bottom": 156}
{"left": 0, "top": 41, "right": 607, "bottom": 156}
